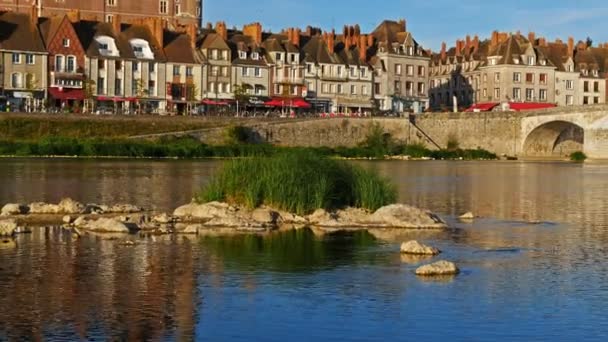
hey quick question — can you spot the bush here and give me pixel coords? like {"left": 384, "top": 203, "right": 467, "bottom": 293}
{"left": 570, "top": 151, "right": 587, "bottom": 162}
{"left": 197, "top": 151, "right": 397, "bottom": 215}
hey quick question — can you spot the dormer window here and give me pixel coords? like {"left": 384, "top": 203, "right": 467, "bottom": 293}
{"left": 129, "top": 39, "right": 154, "bottom": 59}
{"left": 540, "top": 59, "right": 546, "bottom": 66}
{"left": 99, "top": 43, "right": 108, "bottom": 50}
{"left": 527, "top": 56, "right": 535, "bottom": 65}
{"left": 593, "top": 70, "right": 599, "bottom": 77}
{"left": 582, "top": 69, "right": 588, "bottom": 76}
{"left": 407, "top": 46, "right": 414, "bottom": 55}
{"left": 514, "top": 58, "right": 520, "bottom": 64}
{"left": 251, "top": 52, "right": 259, "bottom": 60}
{"left": 239, "top": 51, "right": 247, "bottom": 59}
{"left": 95, "top": 36, "right": 119, "bottom": 57}
{"left": 566, "top": 64, "right": 573, "bottom": 72}
{"left": 275, "top": 53, "right": 282, "bottom": 62}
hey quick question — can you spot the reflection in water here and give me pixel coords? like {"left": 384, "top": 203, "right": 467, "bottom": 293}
{"left": 1, "top": 159, "right": 608, "bottom": 340}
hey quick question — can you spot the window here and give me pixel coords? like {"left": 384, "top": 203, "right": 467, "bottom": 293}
{"left": 221, "top": 67, "right": 228, "bottom": 77}
{"left": 494, "top": 73, "right": 501, "bottom": 82}
{"left": 483, "top": 88, "right": 487, "bottom": 98}
{"left": 360, "top": 68, "right": 367, "bottom": 78}
{"left": 160, "top": 0, "right": 168, "bottom": 14}
{"left": 394, "top": 81, "right": 401, "bottom": 93}
{"left": 583, "top": 96, "right": 589, "bottom": 104}
{"left": 148, "top": 80, "right": 156, "bottom": 96}
{"left": 173, "top": 65, "right": 180, "bottom": 76}
{"left": 97, "top": 77, "right": 105, "bottom": 94}
{"left": 374, "top": 83, "right": 381, "bottom": 95}
{"left": 526, "top": 88, "right": 534, "bottom": 101}
{"left": 395, "top": 64, "right": 402, "bottom": 75}
{"left": 175, "top": 4, "right": 181, "bottom": 15}
{"left": 211, "top": 49, "right": 218, "bottom": 60}
{"left": 115, "top": 60, "right": 122, "bottom": 70}
{"left": 12, "top": 53, "right": 21, "bottom": 64}
{"left": 98, "top": 59, "right": 105, "bottom": 69}
{"left": 105, "top": 14, "right": 113, "bottom": 23}
{"left": 209, "top": 82, "right": 216, "bottom": 93}
{"left": 337, "top": 66, "right": 342, "bottom": 76}
{"left": 594, "top": 82, "right": 600, "bottom": 93}
{"left": 527, "top": 56, "right": 535, "bottom": 65}
{"left": 218, "top": 83, "right": 224, "bottom": 93}
{"left": 62, "top": 38, "right": 70, "bottom": 47}
{"left": 254, "top": 67, "right": 261, "bottom": 77}
{"left": 362, "top": 85, "right": 368, "bottom": 95}
{"left": 55, "top": 55, "right": 64, "bottom": 72}
{"left": 566, "top": 80, "right": 574, "bottom": 90}
{"left": 584, "top": 81, "right": 589, "bottom": 92}
{"left": 322, "top": 83, "right": 328, "bottom": 93}
{"left": 107, "top": 0, "right": 117, "bottom": 6}
{"left": 133, "top": 61, "right": 139, "bottom": 72}
{"left": 539, "top": 73, "right": 547, "bottom": 85}
{"left": 11, "top": 73, "right": 22, "bottom": 88}
{"left": 566, "top": 64, "right": 573, "bottom": 72}
{"left": 337, "top": 84, "right": 343, "bottom": 94}
{"left": 221, "top": 50, "right": 228, "bottom": 61}
{"left": 115, "top": 78, "right": 122, "bottom": 95}
{"left": 539, "top": 89, "right": 547, "bottom": 101}
{"left": 483, "top": 74, "right": 487, "bottom": 83}
{"left": 418, "top": 82, "right": 426, "bottom": 95}
{"left": 566, "top": 95, "right": 574, "bottom": 105}
{"left": 350, "top": 85, "right": 357, "bottom": 95}
{"left": 186, "top": 66, "right": 193, "bottom": 77}
{"left": 239, "top": 51, "right": 247, "bottom": 59}
{"left": 255, "top": 85, "right": 263, "bottom": 95}
{"left": 241, "top": 67, "right": 248, "bottom": 77}
{"left": 594, "top": 97, "right": 600, "bottom": 104}
{"left": 66, "top": 56, "right": 76, "bottom": 72}
{"left": 149, "top": 62, "right": 156, "bottom": 72}
{"left": 525, "top": 73, "right": 534, "bottom": 83}
{"left": 418, "top": 66, "right": 425, "bottom": 76}
{"left": 211, "top": 66, "right": 219, "bottom": 76}
{"left": 406, "top": 65, "right": 414, "bottom": 76}
{"left": 513, "top": 88, "right": 521, "bottom": 100}
{"left": 494, "top": 88, "right": 500, "bottom": 99}
{"left": 513, "top": 72, "right": 521, "bottom": 83}
{"left": 98, "top": 43, "right": 108, "bottom": 50}
{"left": 275, "top": 53, "right": 281, "bottom": 62}
{"left": 251, "top": 52, "right": 259, "bottom": 60}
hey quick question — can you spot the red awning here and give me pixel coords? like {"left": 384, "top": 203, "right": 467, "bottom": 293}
{"left": 97, "top": 96, "right": 136, "bottom": 102}
{"left": 465, "top": 102, "right": 499, "bottom": 112}
{"left": 202, "top": 99, "right": 230, "bottom": 105}
{"left": 48, "top": 87, "right": 84, "bottom": 100}
{"left": 508, "top": 102, "right": 556, "bottom": 111}
{"left": 264, "top": 98, "right": 311, "bottom": 108}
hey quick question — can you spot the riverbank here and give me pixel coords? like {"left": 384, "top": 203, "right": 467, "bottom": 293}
{"left": 0, "top": 135, "right": 498, "bottom": 160}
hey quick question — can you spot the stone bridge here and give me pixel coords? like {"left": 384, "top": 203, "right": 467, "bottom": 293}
{"left": 140, "top": 105, "right": 608, "bottom": 159}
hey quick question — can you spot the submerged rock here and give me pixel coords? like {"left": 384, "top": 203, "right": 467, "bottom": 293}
{"left": 1, "top": 203, "right": 28, "bottom": 216}
{"left": 152, "top": 213, "right": 173, "bottom": 224}
{"left": 400, "top": 240, "right": 441, "bottom": 255}
{"left": 0, "top": 219, "right": 18, "bottom": 236}
{"left": 415, "top": 260, "right": 460, "bottom": 276}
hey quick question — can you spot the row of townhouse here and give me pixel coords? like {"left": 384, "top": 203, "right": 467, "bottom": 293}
{"left": 0, "top": 9, "right": 431, "bottom": 114}
{"left": 429, "top": 31, "right": 608, "bottom": 110}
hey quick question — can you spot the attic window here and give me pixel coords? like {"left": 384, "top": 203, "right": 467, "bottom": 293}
{"left": 251, "top": 52, "right": 259, "bottom": 60}
{"left": 62, "top": 39, "right": 70, "bottom": 47}
{"left": 527, "top": 56, "right": 535, "bottom": 65}
{"left": 514, "top": 58, "right": 520, "bottom": 65}
{"left": 582, "top": 69, "right": 588, "bottom": 76}
{"left": 593, "top": 70, "right": 599, "bottom": 77}
{"left": 407, "top": 46, "right": 414, "bottom": 55}
{"left": 239, "top": 51, "right": 247, "bottom": 59}
{"left": 540, "top": 59, "right": 546, "bottom": 66}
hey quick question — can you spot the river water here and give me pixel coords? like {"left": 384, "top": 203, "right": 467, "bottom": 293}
{"left": 1, "top": 159, "right": 608, "bottom": 341}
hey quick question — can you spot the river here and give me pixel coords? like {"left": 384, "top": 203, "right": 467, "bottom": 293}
{"left": 1, "top": 159, "right": 607, "bottom": 341}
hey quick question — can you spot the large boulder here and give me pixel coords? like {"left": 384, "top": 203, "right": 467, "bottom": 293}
{"left": 400, "top": 240, "right": 441, "bottom": 255}
{"left": 28, "top": 202, "right": 61, "bottom": 214}
{"left": 58, "top": 198, "right": 85, "bottom": 214}
{"left": 370, "top": 204, "right": 446, "bottom": 229}
{"left": 82, "top": 218, "right": 130, "bottom": 233}
{"left": 0, "top": 219, "right": 18, "bottom": 236}
{"left": 415, "top": 260, "right": 460, "bottom": 276}
{"left": 1, "top": 203, "right": 28, "bottom": 216}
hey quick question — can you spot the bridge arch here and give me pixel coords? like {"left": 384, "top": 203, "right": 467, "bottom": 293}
{"left": 522, "top": 120, "right": 584, "bottom": 157}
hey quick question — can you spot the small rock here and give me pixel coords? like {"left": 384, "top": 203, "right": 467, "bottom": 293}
{"left": 152, "top": 213, "right": 172, "bottom": 224}
{"left": 58, "top": 198, "right": 85, "bottom": 214}
{"left": 1, "top": 203, "right": 27, "bottom": 216}
{"left": 415, "top": 260, "right": 460, "bottom": 276}
{"left": 73, "top": 216, "right": 87, "bottom": 227}
{"left": 459, "top": 212, "right": 475, "bottom": 220}
{"left": 84, "top": 204, "right": 106, "bottom": 214}
{"left": 107, "top": 204, "right": 144, "bottom": 214}
{"left": 83, "top": 218, "right": 131, "bottom": 233}
{"left": 251, "top": 208, "right": 279, "bottom": 225}
{"left": 400, "top": 240, "right": 441, "bottom": 255}
{"left": 121, "top": 240, "right": 137, "bottom": 246}
{"left": 0, "top": 219, "right": 18, "bottom": 236}
{"left": 63, "top": 215, "right": 73, "bottom": 224}
{"left": 28, "top": 202, "right": 61, "bottom": 214}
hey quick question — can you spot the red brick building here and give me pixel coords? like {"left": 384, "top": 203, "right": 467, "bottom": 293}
{"left": 1, "top": 0, "right": 202, "bottom": 27}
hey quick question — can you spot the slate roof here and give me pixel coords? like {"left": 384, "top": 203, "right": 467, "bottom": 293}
{"left": 0, "top": 11, "right": 46, "bottom": 53}
{"left": 301, "top": 35, "right": 342, "bottom": 65}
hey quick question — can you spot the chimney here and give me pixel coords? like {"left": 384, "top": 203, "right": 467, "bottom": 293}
{"left": 528, "top": 31, "right": 536, "bottom": 44}
{"left": 455, "top": 39, "right": 461, "bottom": 57}
{"left": 186, "top": 23, "right": 197, "bottom": 49}
{"left": 112, "top": 14, "right": 122, "bottom": 35}
{"left": 359, "top": 34, "right": 368, "bottom": 61}
{"left": 66, "top": 9, "right": 81, "bottom": 23}
{"left": 568, "top": 36, "right": 574, "bottom": 57}
{"left": 465, "top": 35, "right": 471, "bottom": 56}
{"left": 215, "top": 21, "right": 227, "bottom": 40}
{"left": 367, "top": 34, "right": 374, "bottom": 47}
{"left": 293, "top": 28, "right": 301, "bottom": 47}
{"left": 491, "top": 31, "right": 499, "bottom": 48}
{"left": 29, "top": 4, "right": 38, "bottom": 28}
{"left": 473, "top": 35, "right": 480, "bottom": 52}
{"left": 243, "top": 22, "right": 262, "bottom": 45}
{"left": 440, "top": 41, "right": 446, "bottom": 61}
{"left": 398, "top": 19, "right": 406, "bottom": 32}
{"left": 327, "top": 30, "right": 335, "bottom": 54}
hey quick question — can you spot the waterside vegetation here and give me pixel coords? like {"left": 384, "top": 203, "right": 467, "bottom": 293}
{"left": 198, "top": 151, "right": 398, "bottom": 216}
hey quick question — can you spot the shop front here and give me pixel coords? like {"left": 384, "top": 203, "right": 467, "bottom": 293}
{"left": 4, "top": 90, "right": 45, "bottom": 112}
{"left": 48, "top": 87, "right": 84, "bottom": 112}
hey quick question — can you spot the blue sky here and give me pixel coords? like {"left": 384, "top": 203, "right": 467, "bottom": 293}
{"left": 204, "top": 0, "right": 608, "bottom": 50}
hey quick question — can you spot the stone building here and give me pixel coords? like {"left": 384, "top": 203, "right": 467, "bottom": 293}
{"left": 199, "top": 22, "right": 233, "bottom": 103}
{"left": 370, "top": 20, "right": 430, "bottom": 113}
{"left": 0, "top": 11, "right": 48, "bottom": 111}
{"left": 228, "top": 22, "right": 272, "bottom": 108}
{"left": 1, "top": 0, "right": 202, "bottom": 26}
{"left": 301, "top": 26, "right": 373, "bottom": 113}
{"left": 263, "top": 31, "right": 306, "bottom": 101}
{"left": 430, "top": 32, "right": 608, "bottom": 110}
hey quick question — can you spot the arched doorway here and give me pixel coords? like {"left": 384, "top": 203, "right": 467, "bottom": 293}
{"left": 523, "top": 121, "right": 584, "bottom": 158}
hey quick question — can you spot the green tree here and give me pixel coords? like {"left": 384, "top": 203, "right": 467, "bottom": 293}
{"left": 233, "top": 83, "right": 252, "bottom": 116}
{"left": 83, "top": 78, "right": 96, "bottom": 113}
